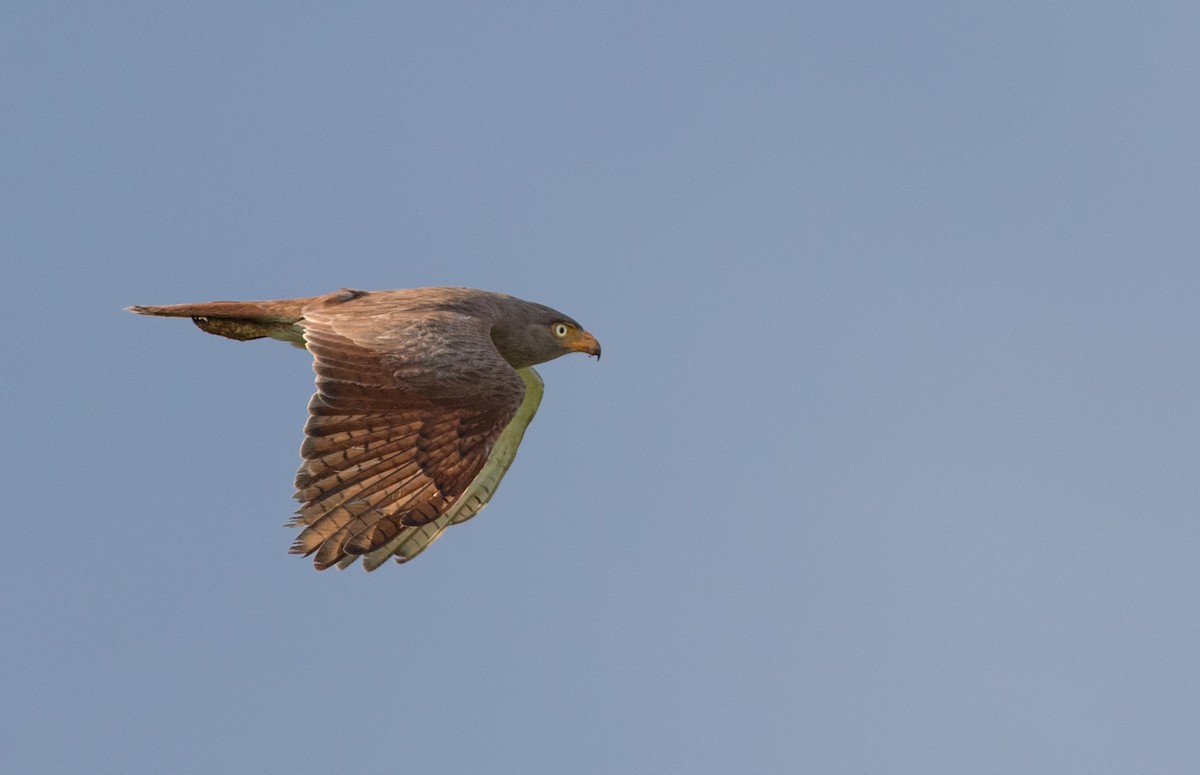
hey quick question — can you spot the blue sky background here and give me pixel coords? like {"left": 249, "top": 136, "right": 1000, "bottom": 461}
{"left": 4, "top": 3, "right": 1199, "bottom": 773}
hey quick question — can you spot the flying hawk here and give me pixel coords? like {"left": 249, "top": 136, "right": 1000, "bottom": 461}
{"left": 129, "top": 287, "right": 600, "bottom": 570}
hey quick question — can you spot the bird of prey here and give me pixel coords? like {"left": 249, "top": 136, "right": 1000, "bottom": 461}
{"left": 128, "top": 287, "right": 600, "bottom": 571}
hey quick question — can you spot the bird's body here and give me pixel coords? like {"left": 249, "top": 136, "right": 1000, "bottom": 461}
{"left": 129, "top": 287, "right": 600, "bottom": 570}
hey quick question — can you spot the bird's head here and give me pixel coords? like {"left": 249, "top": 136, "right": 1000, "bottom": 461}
{"left": 490, "top": 300, "right": 601, "bottom": 369}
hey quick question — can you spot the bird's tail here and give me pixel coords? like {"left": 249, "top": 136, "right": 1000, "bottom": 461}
{"left": 127, "top": 297, "right": 316, "bottom": 343}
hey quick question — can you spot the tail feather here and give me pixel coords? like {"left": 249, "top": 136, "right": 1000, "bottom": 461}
{"left": 126, "top": 298, "right": 311, "bottom": 320}
{"left": 127, "top": 298, "right": 313, "bottom": 343}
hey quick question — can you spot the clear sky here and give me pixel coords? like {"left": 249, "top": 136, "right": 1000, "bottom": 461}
{"left": 4, "top": 3, "right": 1199, "bottom": 773}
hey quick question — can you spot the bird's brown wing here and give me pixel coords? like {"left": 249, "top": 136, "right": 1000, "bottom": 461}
{"left": 358, "top": 366, "right": 544, "bottom": 570}
{"left": 289, "top": 297, "right": 525, "bottom": 570}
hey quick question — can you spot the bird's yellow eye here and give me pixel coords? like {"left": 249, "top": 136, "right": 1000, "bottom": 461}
{"left": 551, "top": 322, "right": 571, "bottom": 339}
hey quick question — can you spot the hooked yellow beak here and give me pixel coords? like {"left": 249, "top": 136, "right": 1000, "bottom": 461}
{"left": 567, "top": 330, "right": 601, "bottom": 360}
